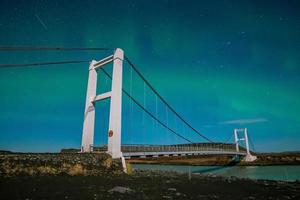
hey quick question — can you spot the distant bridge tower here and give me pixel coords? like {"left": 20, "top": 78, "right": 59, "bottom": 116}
{"left": 234, "top": 128, "right": 257, "bottom": 162}
{"left": 81, "top": 48, "right": 123, "bottom": 159}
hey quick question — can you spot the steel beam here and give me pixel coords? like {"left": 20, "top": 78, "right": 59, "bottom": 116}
{"left": 93, "top": 91, "right": 112, "bottom": 102}
{"left": 93, "top": 55, "right": 114, "bottom": 70}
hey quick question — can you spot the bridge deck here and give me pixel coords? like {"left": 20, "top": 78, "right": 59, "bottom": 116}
{"left": 93, "top": 143, "right": 247, "bottom": 159}
{"left": 122, "top": 150, "right": 246, "bottom": 158}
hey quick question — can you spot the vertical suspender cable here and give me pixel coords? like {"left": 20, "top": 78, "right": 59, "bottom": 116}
{"left": 165, "top": 105, "right": 169, "bottom": 142}
{"left": 124, "top": 56, "right": 213, "bottom": 143}
{"left": 129, "top": 67, "right": 133, "bottom": 144}
{"left": 155, "top": 95, "right": 158, "bottom": 136}
{"left": 142, "top": 82, "right": 146, "bottom": 144}
{"left": 143, "top": 82, "right": 146, "bottom": 125}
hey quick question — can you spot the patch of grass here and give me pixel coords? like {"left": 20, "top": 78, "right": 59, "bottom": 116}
{"left": 126, "top": 162, "right": 133, "bottom": 174}
{"left": 68, "top": 164, "right": 86, "bottom": 176}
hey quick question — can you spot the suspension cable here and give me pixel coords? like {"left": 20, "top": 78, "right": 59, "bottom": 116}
{"left": 142, "top": 82, "right": 146, "bottom": 124}
{"left": 0, "top": 60, "right": 89, "bottom": 68}
{"left": 100, "top": 67, "right": 194, "bottom": 143}
{"left": 0, "top": 46, "right": 113, "bottom": 51}
{"left": 124, "top": 56, "right": 213, "bottom": 143}
{"left": 248, "top": 135, "right": 256, "bottom": 152}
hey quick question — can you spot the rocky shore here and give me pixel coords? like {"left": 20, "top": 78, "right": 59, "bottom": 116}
{"left": 0, "top": 152, "right": 299, "bottom": 199}
{"left": 0, "top": 170, "right": 299, "bottom": 200}
{"left": 244, "top": 152, "right": 300, "bottom": 166}
{"left": 0, "top": 152, "right": 123, "bottom": 176}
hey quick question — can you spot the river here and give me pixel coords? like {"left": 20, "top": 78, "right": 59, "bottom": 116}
{"left": 132, "top": 164, "right": 300, "bottom": 182}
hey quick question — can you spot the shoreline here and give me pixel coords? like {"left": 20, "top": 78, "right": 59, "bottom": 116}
{"left": 131, "top": 164, "right": 300, "bottom": 183}
{"left": 0, "top": 151, "right": 299, "bottom": 199}
{"left": 1, "top": 170, "right": 299, "bottom": 200}
{"left": 127, "top": 152, "right": 300, "bottom": 166}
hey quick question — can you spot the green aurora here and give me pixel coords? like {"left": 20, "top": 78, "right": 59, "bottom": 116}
{"left": 0, "top": 0, "right": 299, "bottom": 152}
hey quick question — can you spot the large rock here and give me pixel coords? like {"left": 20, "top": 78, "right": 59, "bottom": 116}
{"left": 108, "top": 186, "right": 134, "bottom": 194}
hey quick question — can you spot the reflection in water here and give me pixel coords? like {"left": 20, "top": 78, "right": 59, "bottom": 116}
{"left": 132, "top": 164, "right": 300, "bottom": 181}
{"left": 192, "top": 166, "right": 230, "bottom": 174}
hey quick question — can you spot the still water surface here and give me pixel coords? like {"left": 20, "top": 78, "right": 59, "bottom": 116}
{"left": 132, "top": 164, "right": 300, "bottom": 181}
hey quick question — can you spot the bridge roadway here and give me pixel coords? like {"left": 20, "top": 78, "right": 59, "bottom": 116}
{"left": 118, "top": 143, "right": 247, "bottom": 159}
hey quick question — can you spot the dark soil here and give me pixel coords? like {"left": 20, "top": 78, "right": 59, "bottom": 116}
{"left": 0, "top": 170, "right": 299, "bottom": 200}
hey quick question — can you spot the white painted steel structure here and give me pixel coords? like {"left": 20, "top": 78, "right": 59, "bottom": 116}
{"left": 81, "top": 48, "right": 257, "bottom": 162}
{"left": 81, "top": 48, "right": 123, "bottom": 159}
{"left": 234, "top": 128, "right": 257, "bottom": 161}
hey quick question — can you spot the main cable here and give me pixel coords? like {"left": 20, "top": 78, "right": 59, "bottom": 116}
{"left": 100, "top": 67, "right": 194, "bottom": 144}
{"left": 248, "top": 135, "right": 256, "bottom": 152}
{"left": 0, "top": 46, "right": 113, "bottom": 51}
{"left": 0, "top": 60, "right": 89, "bottom": 68}
{"left": 124, "top": 56, "right": 213, "bottom": 143}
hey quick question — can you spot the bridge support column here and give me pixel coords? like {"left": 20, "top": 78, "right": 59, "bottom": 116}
{"left": 234, "top": 129, "right": 239, "bottom": 152}
{"left": 107, "top": 48, "right": 123, "bottom": 159}
{"left": 81, "top": 48, "right": 124, "bottom": 160}
{"left": 81, "top": 61, "right": 97, "bottom": 152}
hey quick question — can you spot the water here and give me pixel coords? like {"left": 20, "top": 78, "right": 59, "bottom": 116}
{"left": 132, "top": 164, "right": 300, "bottom": 182}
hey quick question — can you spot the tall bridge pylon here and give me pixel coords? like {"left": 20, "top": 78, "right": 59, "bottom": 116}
{"left": 81, "top": 48, "right": 123, "bottom": 158}
{"left": 234, "top": 128, "right": 257, "bottom": 162}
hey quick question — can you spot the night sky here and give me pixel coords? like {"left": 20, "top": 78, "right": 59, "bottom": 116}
{"left": 0, "top": 0, "right": 299, "bottom": 152}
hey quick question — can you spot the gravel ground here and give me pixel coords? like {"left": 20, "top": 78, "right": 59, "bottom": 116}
{"left": 0, "top": 170, "right": 299, "bottom": 200}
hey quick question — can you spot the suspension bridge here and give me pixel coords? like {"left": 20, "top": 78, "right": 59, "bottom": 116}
{"left": 0, "top": 46, "right": 257, "bottom": 162}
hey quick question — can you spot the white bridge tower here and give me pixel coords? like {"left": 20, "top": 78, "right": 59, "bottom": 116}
{"left": 81, "top": 48, "right": 123, "bottom": 159}
{"left": 234, "top": 128, "right": 257, "bottom": 162}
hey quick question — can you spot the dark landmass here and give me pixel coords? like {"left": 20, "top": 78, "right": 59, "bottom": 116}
{"left": 245, "top": 152, "right": 300, "bottom": 166}
{"left": 0, "top": 152, "right": 123, "bottom": 176}
{"left": 0, "top": 170, "right": 299, "bottom": 200}
{"left": 127, "top": 152, "right": 300, "bottom": 166}
{"left": 0, "top": 151, "right": 299, "bottom": 199}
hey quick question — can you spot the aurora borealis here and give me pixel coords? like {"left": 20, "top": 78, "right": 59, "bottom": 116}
{"left": 0, "top": 0, "right": 299, "bottom": 152}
